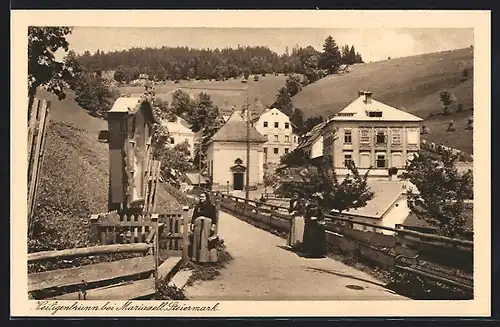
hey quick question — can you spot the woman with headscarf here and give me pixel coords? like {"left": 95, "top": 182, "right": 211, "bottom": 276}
{"left": 302, "top": 192, "right": 327, "bottom": 258}
{"left": 191, "top": 191, "right": 217, "bottom": 234}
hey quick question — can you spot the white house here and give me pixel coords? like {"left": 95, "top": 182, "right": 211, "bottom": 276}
{"left": 333, "top": 181, "right": 413, "bottom": 235}
{"left": 252, "top": 108, "right": 299, "bottom": 171}
{"left": 162, "top": 116, "right": 196, "bottom": 158}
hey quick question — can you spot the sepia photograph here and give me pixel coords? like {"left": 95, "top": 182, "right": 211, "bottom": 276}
{"left": 12, "top": 10, "right": 490, "bottom": 317}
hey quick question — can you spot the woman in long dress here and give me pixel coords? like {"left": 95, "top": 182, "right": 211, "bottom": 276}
{"left": 302, "top": 192, "right": 327, "bottom": 258}
{"left": 191, "top": 191, "right": 217, "bottom": 235}
{"left": 288, "top": 192, "right": 307, "bottom": 250}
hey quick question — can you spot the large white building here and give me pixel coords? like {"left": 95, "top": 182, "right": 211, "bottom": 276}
{"left": 252, "top": 108, "right": 299, "bottom": 172}
{"left": 323, "top": 91, "right": 423, "bottom": 177}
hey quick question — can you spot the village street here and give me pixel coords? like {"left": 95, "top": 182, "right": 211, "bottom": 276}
{"left": 184, "top": 211, "right": 410, "bottom": 301}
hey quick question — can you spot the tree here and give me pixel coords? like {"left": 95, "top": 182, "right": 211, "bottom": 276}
{"left": 466, "top": 116, "right": 473, "bottom": 130}
{"left": 447, "top": 120, "right": 456, "bottom": 132}
{"left": 401, "top": 149, "right": 473, "bottom": 237}
{"left": 347, "top": 46, "right": 357, "bottom": 65}
{"left": 290, "top": 108, "right": 305, "bottom": 135}
{"left": 282, "top": 159, "right": 374, "bottom": 213}
{"left": 304, "top": 116, "right": 324, "bottom": 134}
{"left": 319, "top": 36, "right": 342, "bottom": 74}
{"left": 285, "top": 74, "right": 303, "bottom": 97}
{"left": 73, "top": 71, "right": 119, "bottom": 118}
{"left": 303, "top": 55, "right": 321, "bottom": 83}
{"left": 170, "top": 89, "right": 194, "bottom": 117}
{"left": 113, "top": 70, "right": 126, "bottom": 83}
{"left": 63, "top": 50, "right": 83, "bottom": 90}
{"left": 279, "top": 148, "right": 310, "bottom": 168}
{"left": 341, "top": 45, "right": 350, "bottom": 64}
{"left": 185, "top": 92, "right": 221, "bottom": 133}
{"left": 274, "top": 87, "right": 294, "bottom": 117}
{"left": 28, "top": 27, "right": 75, "bottom": 108}
{"left": 439, "top": 91, "right": 456, "bottom": 116}
{"left": 243, "top": 68, "right": 251, "bottom": 80}
{"left": 355, "top": 52, "right": 364, "bottom": 63}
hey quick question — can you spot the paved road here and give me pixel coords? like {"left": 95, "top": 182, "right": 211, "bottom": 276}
{"left": 184, "top": 211, "right": 409, "bottom": 301}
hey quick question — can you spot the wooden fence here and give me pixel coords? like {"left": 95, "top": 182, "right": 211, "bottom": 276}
{"left": 90, "top": 207, "right": 190, "bottom": 260}
{"left": 28, "top": 98, "right": 51, "bottom": 237}
{"left": 28, "top": 207, "right": 191, "bottom": 300}
{"left": 207, "top": 190, "right": 474, "bottom": 296}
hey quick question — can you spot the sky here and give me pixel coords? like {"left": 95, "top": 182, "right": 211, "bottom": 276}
{"left": 59, "top": 27, "right": 473, "bottom": 63}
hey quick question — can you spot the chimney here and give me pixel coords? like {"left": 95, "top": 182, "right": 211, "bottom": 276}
{"left": 363, "top": 91, "right": 372, "bottom": 104}
{"left": 358, "top": 90, "right": 364, "bottom": 97}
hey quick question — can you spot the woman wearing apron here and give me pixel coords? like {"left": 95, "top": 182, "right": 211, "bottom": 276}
{"left": 288, "top": 191, "right": 307, "bottom": 251}
{"left": 302, "top": 192, "right": 327, "bottom": 258}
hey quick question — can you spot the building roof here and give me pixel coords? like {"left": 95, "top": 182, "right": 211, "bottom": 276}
{"left": 339, "top": 181, "right": 408, "bottom": 219}
{"left": 297, "top": 121, "right": 328, "bottom": 149}
{"left": 208, "top": 110, "right": 267, "bottom": 144}
{"left": 183, "top": 173, "right": 210, "bottom": 185}
{"left": 108, "top": 97, "right": 160, "bottom": 124}
{"left": 163, "top": 116, "right": 194, "bottom": 135}
{"left": 328, "top": 91, "right": 423, "bottom": 122}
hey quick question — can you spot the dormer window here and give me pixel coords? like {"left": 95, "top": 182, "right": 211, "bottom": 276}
{"left": 367, "top": 111, "right": 383, "bottom": 117}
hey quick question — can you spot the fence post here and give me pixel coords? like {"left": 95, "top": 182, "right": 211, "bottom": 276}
{"left": 90, "top": 214, "right": 100, "bottom": 243}
{"left": 214, "top": 193, "right": 221, "bottom": 235}
{"left": 150, "top": 213, "right": 159, "bottom": 285}
{"left": 182, "top": 206, "right": 189, "bottom": 261}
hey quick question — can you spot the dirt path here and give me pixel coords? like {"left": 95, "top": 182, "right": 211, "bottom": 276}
{"left": 184, "top": 211, "right": 410, "bottom": 301}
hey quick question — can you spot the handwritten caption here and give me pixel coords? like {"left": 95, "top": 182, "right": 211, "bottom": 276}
{"left": 35, "top": 301, "right": 220, "bottom": 315}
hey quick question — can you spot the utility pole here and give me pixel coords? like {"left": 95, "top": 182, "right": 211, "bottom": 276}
{"left": 245, "top": 96, "right": 250, "bottom": 201}
{"left": 198, "top": 136, "right": 202, "bottom": 189}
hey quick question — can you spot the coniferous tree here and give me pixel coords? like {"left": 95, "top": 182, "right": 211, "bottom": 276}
{"left": 319, "top": 36, "right": 342, "bottom": 74}
{"left": 274, "top": 87, "right": 294, "bottom": 117}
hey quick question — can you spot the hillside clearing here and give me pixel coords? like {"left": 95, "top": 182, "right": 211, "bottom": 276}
{"left": 118, "top": 75, "right": 287, "bottom": 115}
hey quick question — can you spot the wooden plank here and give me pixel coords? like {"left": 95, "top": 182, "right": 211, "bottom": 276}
{"left": 27, "top": 98, "right": 40, "bottom": 167}
{"left": 28, "top": 255, "right": 155, "bottom": 293}
{"left": 168, "top": 270, "right": 192, "bottom": 289}
{"left": 53, "top": 278, "right": 156, "bottom": 300}
{"left": 97, "top": 221, "right": 160, "bottom": 227}
{"left": 28, "top": 243, "right": 151, "bottom": 263}
{"left": 157, "top": 256, "right": 182, "bottom": 281}
{"left": 27, "top": 100, "right": 49, "bottom": 233}
{"left": 182, "top": 206, "right": 189, "bottom": 261}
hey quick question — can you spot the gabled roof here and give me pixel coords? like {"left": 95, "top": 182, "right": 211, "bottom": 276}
{"left": 108, "top": 97, "right": 160, "bottom": 124}
{"left": 297, "top": 121, "right": 327, "bottom": 149}
{"left": 329, "top": 92, "right": 423, "bottom": 122}
{"left": 163, "top": 116, "right": 194, "bottom": 134}
{"left": 208, "top": 110, "right": 267, "bottom": 144}
{"left": 338, "top": 181, "right": 407, "bottom": 219}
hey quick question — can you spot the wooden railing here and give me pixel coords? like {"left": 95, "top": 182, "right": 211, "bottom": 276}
{"left": 28, "top": 98, "right": 51, "bottom": 237}
{"left": 204, "top": 189, "right": 473, "bottom": 295}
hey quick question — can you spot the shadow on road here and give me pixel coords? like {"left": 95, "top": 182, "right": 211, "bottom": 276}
{"left": 304, "top": 266, "right": 392, "bottom": 290}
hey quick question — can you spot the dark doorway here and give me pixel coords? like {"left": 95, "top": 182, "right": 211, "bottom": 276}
{"left": 233, "top": 172, "right": 244, "bottom": 190}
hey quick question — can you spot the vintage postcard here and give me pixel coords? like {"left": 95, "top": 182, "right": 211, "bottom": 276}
{"left": 11, "top": 10, "right": 491, "bottom": 317}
